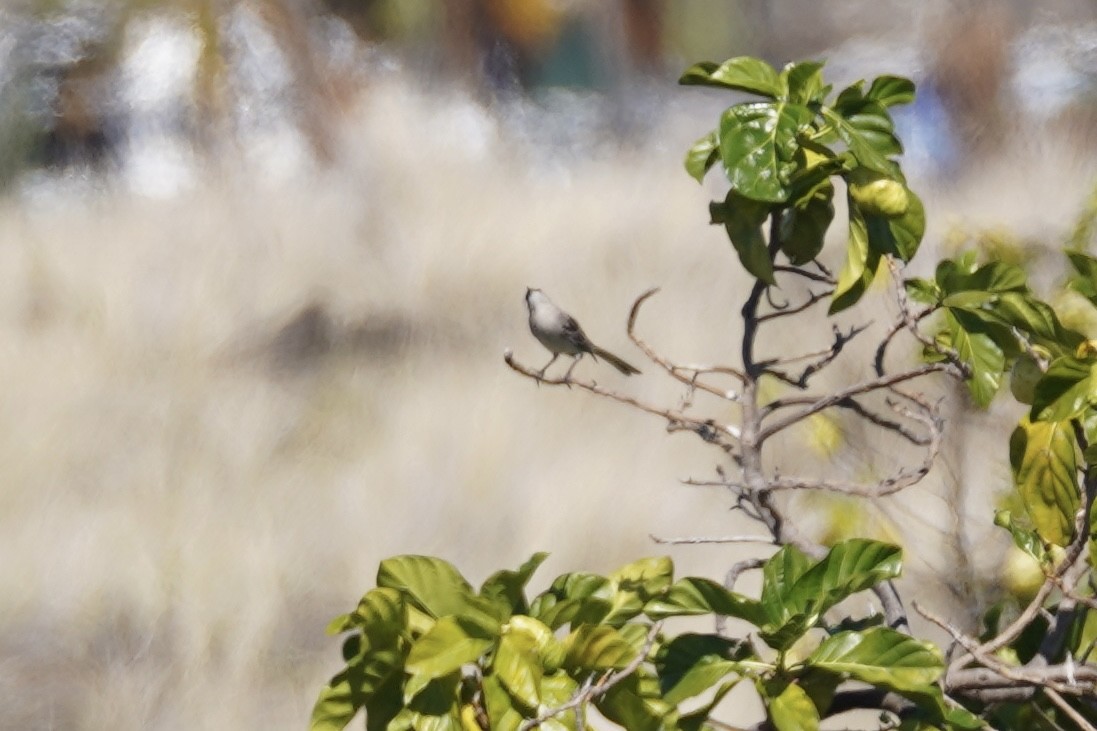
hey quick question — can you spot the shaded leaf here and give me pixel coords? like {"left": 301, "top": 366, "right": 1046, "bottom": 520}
{"left": 655, "top": 633, "right": 749, "bottom": 705}
{"left": 779, "top": 184, "right": 835, "bottom": 265}
{"left": 480, "top": 552, "right": 549, "bottom": 617}
{"left": 563, "top": 624, "right": 639, "bottom": 671}
{"left": 942, "top": 310, "right": 1005, "bottom": 407}
{"left": 644, "top": 576, "right": 767, "bottom": 626}
{"left": 1031, "top": 356, "right": 1097, "bottom": 422}
{"left": 830, "top": 199, "right": 880, "bottom": 313}
{"left": 714, "top": 190, "right": 775, "bottom": 283}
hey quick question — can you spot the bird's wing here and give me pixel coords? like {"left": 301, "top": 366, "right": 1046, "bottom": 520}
{"left": 561, "top": 315, "right": 595, "bottom": 352}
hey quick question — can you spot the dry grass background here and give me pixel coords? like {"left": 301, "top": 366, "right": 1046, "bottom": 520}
{"left": 1, "top": 73, "right": 1097, "bottom": 729}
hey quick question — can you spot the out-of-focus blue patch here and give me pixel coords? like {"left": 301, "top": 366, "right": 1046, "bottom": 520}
{"left": 892, "top": 80, "right": 960, "bottom": 180}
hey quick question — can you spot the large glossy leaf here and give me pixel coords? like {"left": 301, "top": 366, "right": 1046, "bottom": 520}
{"left": 719, "top": 101, "right": 814, "bottom": 203}
{"left": 643, "top": 576, "right": 767, "bottom": 626}
{"left": 779, "top": 184, "right": 834, "bottom": 265}
{"left": 937, "top": 259, "right": 1027, "bottom": 294}
{"left": 807, "top": 627, "right": 942, "bottom": 692}
{"left": 480, "top": 552, "right": 549, "bottom": 617}
{"left": 941, "top": 310, "right": 1005, "bottom": 407}
{"left": 563, "top": 624, "right": 638, "bottom": 671}
{"left": 712, "top": 190, "right": 775, "bottom": 283}
{"left": 768, "top": 682, "right": 820, "bottom": 731}
{"left": 679, "top": 57, "right": 784, "bottom": 98}
{"left": 655, "top": 633, "right": 749, "bottom": 705}
{"left": 1031, "top": 356, "right": 1097, "bottom": 422}
{"left": 759, "top": 540, "right": 901, "bottom": 650}
{"left": 684, "top": 131, "right": 719, "bottom": 184}
{"left": 784, "top": 540, "right": 902, "bottom": 615}
{"left": 1009, "top": 418, "right": 1080, "bottom": 546}
{"left": 405, "top": 615, "right": 498, "bottom": 681}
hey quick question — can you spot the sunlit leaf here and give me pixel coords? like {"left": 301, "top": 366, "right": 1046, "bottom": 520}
{"left": 807, "top": 628, "right": 942, "bottom": 692}
{"left": 767, "top": 682, "right": 820, "bottom": 731}
{"left": 1009, "top": 418, "right": 1079, "bottom": 546}
{"left": 680, "top": 57, "right": 784, "bottom": 98}
{"left": 684, "top": 131, "right": 719, "bottom": 183}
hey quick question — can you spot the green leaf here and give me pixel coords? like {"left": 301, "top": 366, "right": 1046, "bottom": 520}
{"left": 405, "top": 615, "right": 498, "bottom": 681}
{"left": 1009, "top": 418, "right": 1080, "bottom": 546}
{"left": 807, "top": 627, "right": 942, "bottom": 693}
{"left": 328, "top": 587, "right": 406, "bottom": 644}
{"left": 768, "top": 682, "right": 820, "bottom": 731}
{"left": 719, "top": 101, "right": 814, "bottom": 203}
{"left": 943, "top": 310, "right": 1005, "bottom": 407}
{"left": 830, "top": 199, "right": 880, "bottom": 313}
{"left": 679, "top": 57, "right": 784, "bottom": 98}
{"left": 563, "top": 624, "right": 639, "bottom": 671}
{"left": 685, "top": 131, "right": 719, "bottom": 184}
{"left": 310, "top": 647, "right": 406, "bottom": 731}
{"left": 714, "top": 190, "right": 775, "bottom": 284}
{"left": 644, "top": 576, "right": 767, "bottom": 626}
{"left": 779, "top": 183, "right": 835, "bottom": 265}
{"left": 784, "top": 540, "right": 902, "bottom": 616}
{"left": 481, "top": 674, "right": 530, "bottom": 731}
{"left": 884, "top": 188, "right": 924, "bottom": 261}
{"left": 656, "top": 633, "right": 749, "bottom": 705}
{"left": 530, "top": 572, "right": 614, "bottom": 629}
{"left": 905, "top": 277, "right": 941, "bottom": 305}
{"left": 866, "top": 75, "right": 916, "bottom": 107}
{"left": 378, "top": 555, "right": 502, "bottom": 630}
{"left": 603, "top": 557, "right": 676, "bottom": 626}
{"left": 678, "top": 680, "right": 740, "bottom": 731}
{"left": 821, "top": 102, "right": 899, "bottom": 175}
{"left": 390, "top": 673, "right": 463, "bottom": 731}
{"left": 1031, "top": 356, "right": 1097, "bottom": 422}
{"left": 781, "top": 60, "right": 826, "bottom": 105}
{"left": 596, "top": 670, "right": 677, "bottom": 731}
{"left": 493, "top": 625, "right": 543, "bottom": 710}
{"left": 1067, "top": 249, "right": 1097, "bottom": 305}
{"left": 759, "top": 540, "right": 902, "bottom": 651}
{"left": 937, "top": 259, "right": 1027, "bottom": 295}
{"left": 993, "top": 510, "right": 1048, "bottom": 563}
{"left": 480, "top": 552, "right": 549, "bottom": 617}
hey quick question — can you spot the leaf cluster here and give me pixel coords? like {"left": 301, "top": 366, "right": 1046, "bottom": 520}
{"left": 683, "top": 57, "right": 923, "bottom": 312}
{"left": 312, "top": 542, "right": 979, "bottom": 731}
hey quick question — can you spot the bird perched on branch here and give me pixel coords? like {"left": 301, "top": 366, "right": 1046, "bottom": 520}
{"left": 524, "top": 288, "right": 641, "bottom": 379}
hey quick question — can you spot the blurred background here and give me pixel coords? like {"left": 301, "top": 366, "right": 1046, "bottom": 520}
{"left": 2, "top": 0, "right": 1097, "bottom": 728}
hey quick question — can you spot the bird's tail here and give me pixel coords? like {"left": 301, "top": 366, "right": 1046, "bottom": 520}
{"left": 591, "top": 345, "right": 641, "bottom": 375}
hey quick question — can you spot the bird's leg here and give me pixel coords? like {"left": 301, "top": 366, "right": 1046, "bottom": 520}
{"left": 537, "top": 353, "right": 559, "bottom": 380}
{"left": 564, "top": 353, "right": 584, "bottom": 381}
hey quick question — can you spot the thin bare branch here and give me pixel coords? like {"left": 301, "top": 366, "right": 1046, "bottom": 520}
{"left": 627, "top": 288, "right": 745, "bottom": 403}
{"left": 757, "top": 363, "right": 951, "bottom": 442}
{"left": 773, "top": 264, "right": 836, "bottom": 285}
{"left": 504, "top": 349, "right": 741, "bottom": 446}
{"left": 1045, "top": 688, "right": 1097, "bottom": 731}
{"left": 650, "top": 534, "right": 776, "bottom": 545}
{"left": 757, "top": 289, "right": 831, "bottom": 322}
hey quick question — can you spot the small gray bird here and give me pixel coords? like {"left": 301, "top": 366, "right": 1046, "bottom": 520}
{"left": 525, "top": 288, "right": 641, "bottom": 378}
